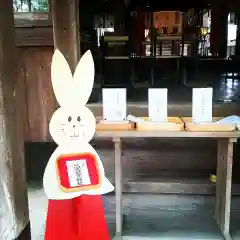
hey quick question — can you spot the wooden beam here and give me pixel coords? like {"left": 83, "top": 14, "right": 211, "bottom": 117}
{"left": 51, "top": 0, "right": 80, "bottom": 72}
{"left": 0, "top": 1, "right": 29, "bottom": 239}
{"left": 119, "top": 181, "right": 240, "bottom": 195}
{"left": 15, "top": 27, "right": 53, "bottom": 46}
{"left": 14, "top": 12, "right": 52, "bottom": 27}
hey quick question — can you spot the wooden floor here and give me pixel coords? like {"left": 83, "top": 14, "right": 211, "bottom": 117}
{"left": 28, "top": 184, "right": 240, "bottom": 240}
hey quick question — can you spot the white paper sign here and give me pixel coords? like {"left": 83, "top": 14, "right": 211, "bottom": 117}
{"left": 148, "top": 88, "right": 168, "bottom": 122}
{"left": 102, "top": 88, "right": 126, "bottom": 121}
{"left": 66, "top": 159, "right": 91, "bottom": 187}
{"left": 192, "top": 88, "right": 213, "bottom": 123}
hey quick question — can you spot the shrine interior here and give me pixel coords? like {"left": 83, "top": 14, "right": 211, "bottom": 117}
{"left": 77, "top": 0, "right": 240, "bottom": 103}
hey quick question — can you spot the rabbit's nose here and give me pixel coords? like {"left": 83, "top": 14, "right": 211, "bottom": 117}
{"left": 73, "top": 125, "right": 75, "bottom": 128}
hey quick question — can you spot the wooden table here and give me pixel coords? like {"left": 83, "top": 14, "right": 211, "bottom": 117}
{"left": 95, "top": 130, "right": 240, "bottom": 240}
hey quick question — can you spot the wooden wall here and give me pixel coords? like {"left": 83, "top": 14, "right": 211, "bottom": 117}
{"left": 17, "top": 46, "right": 56, "bottom": 141}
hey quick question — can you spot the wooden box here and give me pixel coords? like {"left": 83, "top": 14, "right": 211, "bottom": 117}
{"left": 96, "top": 118, "right": 134, "bottom": 131}
{"left": 182, "top": 117, "right": 236, "bottom": 132}
{"left": 136, "top": 117, "right": 184, "bottom": 131}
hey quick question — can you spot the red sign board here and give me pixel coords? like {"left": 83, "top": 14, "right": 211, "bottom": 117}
{"left": 56, "top": 153, "right": 101, "bottom": 192}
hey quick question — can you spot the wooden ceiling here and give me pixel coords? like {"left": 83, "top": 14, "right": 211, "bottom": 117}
{"left": 81, "top": 0, "right": 240, "bottom": 13}
{"left": 130, "top": 0, "right": 209, "bottom": 11}
{"left": 130, "top": 0, "right": 240, "bottom": 11}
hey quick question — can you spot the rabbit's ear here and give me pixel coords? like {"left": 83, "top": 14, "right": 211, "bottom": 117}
{"left": 73, "top": 50, "right": 95, "bottom": 105}
{"left": 51, "top": 49, "right": 73, "bottom": 106}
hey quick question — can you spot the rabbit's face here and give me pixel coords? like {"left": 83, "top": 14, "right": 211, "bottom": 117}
{"left": 49, "top": 106, "right": 96, "bottom": 145}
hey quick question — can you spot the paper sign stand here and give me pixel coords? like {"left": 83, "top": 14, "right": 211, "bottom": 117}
{"left": 102, "top": 88, "right": 127, "bottom": 122}
{"left": 183, "top": 88, "right": 235, "bottom": 131}
{"left": 148, "top": 88, "right": 168, "bottom": 122}
{"left": 96, "top": 88, "right": 133, "bottom": 130}
{"left": 192, "top": 88, "right": 213, "bottom": 124}
{"left": 135, "top": 88, "right": 184, "bottom": 131}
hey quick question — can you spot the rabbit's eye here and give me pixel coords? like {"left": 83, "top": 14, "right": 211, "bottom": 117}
{"left": 68, "top": 116, "right": 72, "bottom": 122}
{"left": 77, "top": 116, "right": 81, "bottom": 122}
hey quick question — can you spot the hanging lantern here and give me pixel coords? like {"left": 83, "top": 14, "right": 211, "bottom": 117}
{"left": 200, "top": 27, "right": 208, "bottom": 37}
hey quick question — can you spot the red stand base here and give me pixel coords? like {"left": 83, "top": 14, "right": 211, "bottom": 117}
{"left": 45, "top": 195, "right": 110, "bottom": 240}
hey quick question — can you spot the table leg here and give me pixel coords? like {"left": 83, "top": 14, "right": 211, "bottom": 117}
{"left": 113, "top": 137, "right": 122, "bottom": 239}
{"left": 215, "top": 138, "right": 237, "bottom": 240}
{"left": 182, "top": 60, "right": 187, "bottom": 86}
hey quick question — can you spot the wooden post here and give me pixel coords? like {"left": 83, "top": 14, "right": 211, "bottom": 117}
{"left": 113, "top": 137, "right": 123, "bottom": 239}
{"left": 210, "top": 4, "right": 228, "bottom": 58}
{"left": 51, "top": 0, "right": 80, "bottom": 72}
{"left": 0, "top": 1, "right": 29, "bottom": 239}
{"left": 235, "top": 12, "right": 240, "bottom": 55}
{"left": 215, "top": 138, "right": 236, "bottom": 240}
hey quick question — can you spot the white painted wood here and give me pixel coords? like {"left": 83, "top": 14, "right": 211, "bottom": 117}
{"left": 43, "top": 49, "right": 114, "bottom": 199}
{"left": 43, "top": 144, "right": 114, "bottom": 199}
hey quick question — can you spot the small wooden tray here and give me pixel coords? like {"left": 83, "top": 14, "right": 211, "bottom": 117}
{"left": 182, "top": 117, "right": 236, "bottom": 132}
{"left": 136, "top": 117, "right": 184, "bottom": 131}
{"left": 96, "top": 118, "right": 134, "bottom": 131}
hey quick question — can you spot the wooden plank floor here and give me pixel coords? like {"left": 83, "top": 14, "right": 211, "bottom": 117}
{"left": 28, "top": 184, "right": 240, "bottom": 240}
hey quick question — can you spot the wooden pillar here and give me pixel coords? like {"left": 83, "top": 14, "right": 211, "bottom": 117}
{"left": 210, "top": 4, "right": 228, "bottom": 58}
{"left": 51, "top": 0, "right": 80, "bottom": 72}
{"left": 132, "top": 6, "right": 146, "bottom": 56}
{"left": 235, "top": 12, "right": 240, "bottom": 55}
{"left": 215, "top": 138, "right": 236, "bottom": 239}
{"left": 0, "top": 1, "right": 29, "bottom": 239}
{"left": 114, "top": 1, "right": 125, "bottom": 34}
{"left": 113, "top": 138, "right": 123, "bottom": 238}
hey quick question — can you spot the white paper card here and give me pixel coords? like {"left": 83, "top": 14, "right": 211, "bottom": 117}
{"left": 66, "top": 159, "right": 91, "bottom": 187}
{"left": 148, "top": 88, "right": 168, "bottom": 122}
{"left": 127, "top": 115, "right": 146, "bottom": 123}
{"left": 192, "top": 88, "right": 213, "bottom": 123}
{"left": 102, "top": 88, "right": 126, "bottom": 121}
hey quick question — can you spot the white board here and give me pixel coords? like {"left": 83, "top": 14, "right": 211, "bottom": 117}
{"left": 102, "top": 88, "right": 127, "bottom": 121}
{"left": 148, "top": 88, "right": 168, "bottom": 122}
{"left": 192, "top": 88, "right": 213, "bottom": 123}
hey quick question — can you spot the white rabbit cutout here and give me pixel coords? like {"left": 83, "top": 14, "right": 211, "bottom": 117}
{"left": 51, "top": 49, "right": 95, "bottom": 107}
{"left": 43, "top": 49, "right": 114, "bottom": 200}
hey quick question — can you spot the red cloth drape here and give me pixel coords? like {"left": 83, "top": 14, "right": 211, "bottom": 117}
{"left": 45, "top": 195, "right": 110, "bottom": 240}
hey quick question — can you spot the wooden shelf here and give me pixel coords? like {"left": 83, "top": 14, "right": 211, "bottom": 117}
{"left": 96, "top": 119, "right": 134, "bottom": 131}
{"left": 122, "top": 180, "right": 240, "bottom": 195}
{"left": 136, "top": 117, "right": 184, "bottom": 131}
{"left": 182, "top": 117, "right": 236, "bottom": 132}
{"left": 95, "top": 130, "right": 240, "bottom": 138}
{"left": 107, "top": 169, "right": 240, "bottom": 195}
